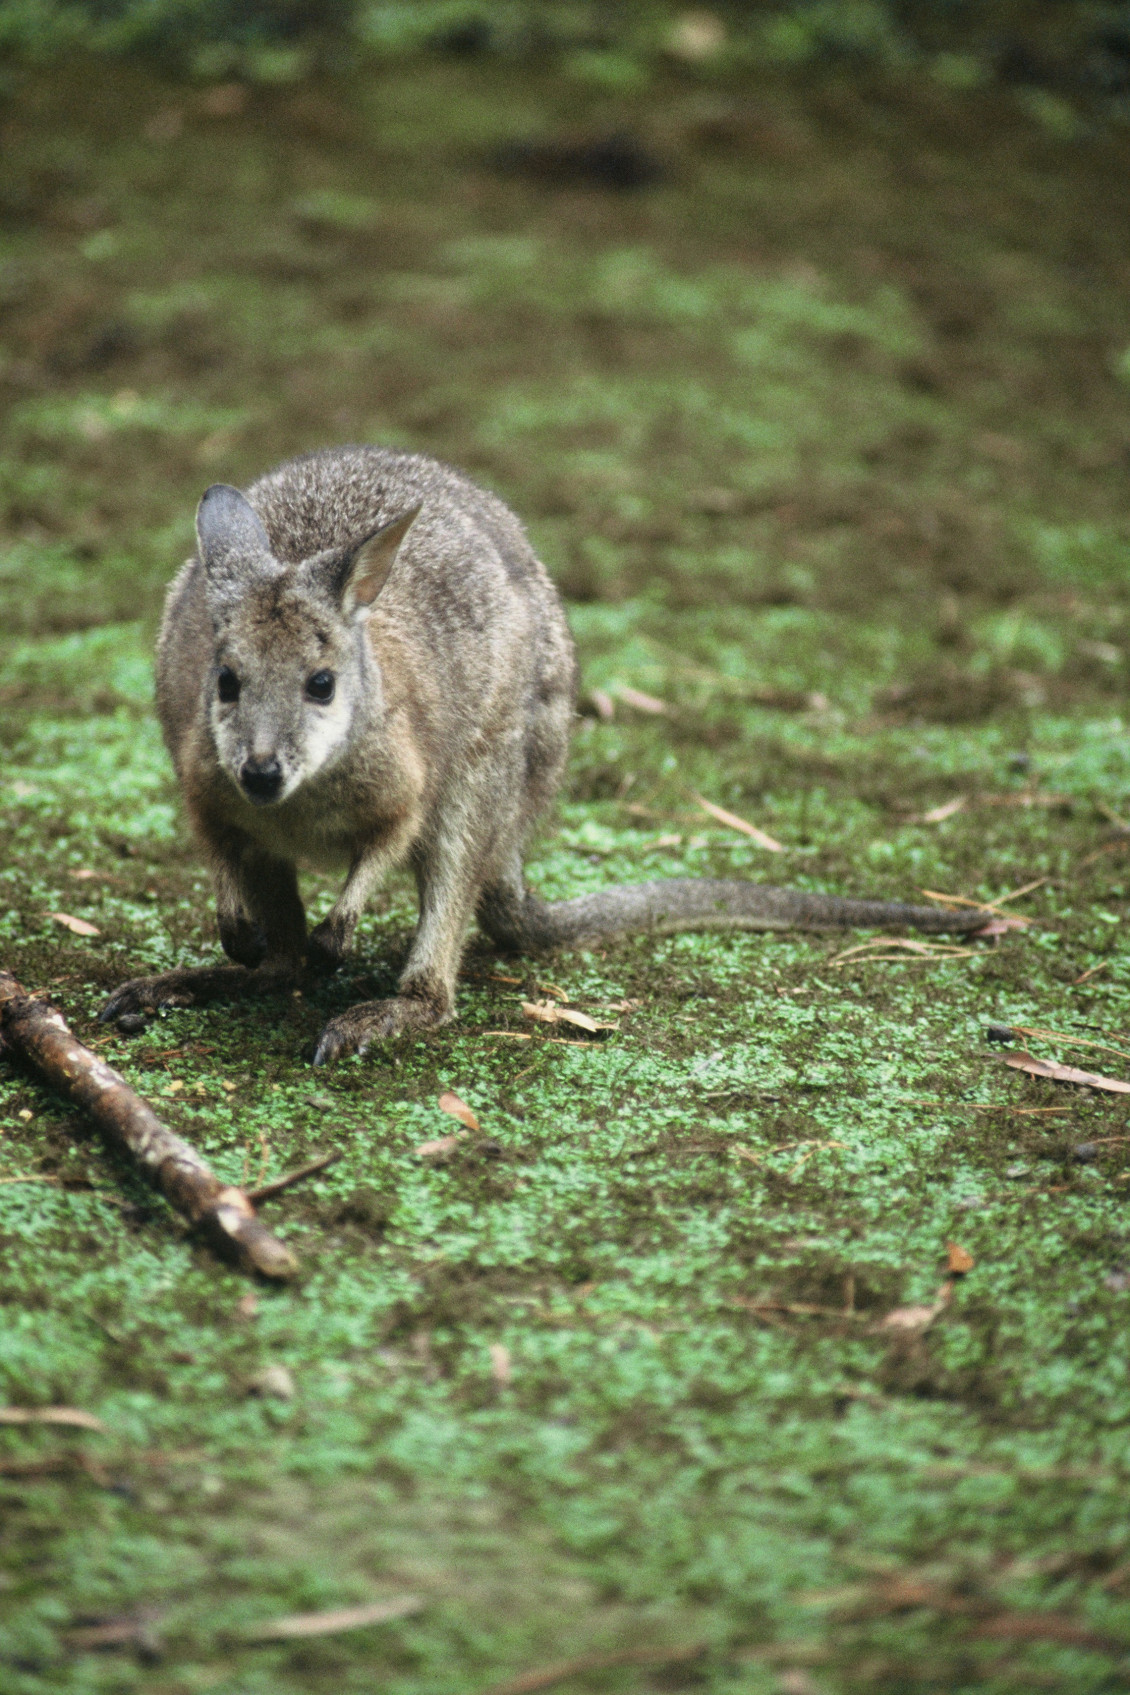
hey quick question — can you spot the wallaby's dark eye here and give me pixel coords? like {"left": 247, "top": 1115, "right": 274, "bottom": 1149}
{"left": 306, "top": 670, "right": 335, "bottom": 703}
{"left": 217, "top": 667, "right": 240, "bottom": 703}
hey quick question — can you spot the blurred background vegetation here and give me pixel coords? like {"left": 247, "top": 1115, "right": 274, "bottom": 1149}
{"left": 3, "top": 0, "right": 1130, "bottom": 129}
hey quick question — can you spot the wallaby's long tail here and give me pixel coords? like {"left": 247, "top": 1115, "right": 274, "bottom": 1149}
{"left": 478, "top": 879, "right": 993, "bottom": 953}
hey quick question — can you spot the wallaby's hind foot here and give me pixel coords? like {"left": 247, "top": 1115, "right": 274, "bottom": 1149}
{"left": 312, "top": 983, "right": 453, "bottom": 1065}
{"left": 99, "top": 960, "right": 298, "bottom": 1025}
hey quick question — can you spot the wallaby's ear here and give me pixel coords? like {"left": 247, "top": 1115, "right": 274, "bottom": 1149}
{"left": 340, "top": 505, "right": 421, "bottom": 615}
{"left": 196, "top": 484, "right": 273, "bottom": 601}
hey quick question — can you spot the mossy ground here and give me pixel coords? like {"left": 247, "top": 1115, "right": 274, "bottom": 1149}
{"left": 3, "top": 54, "right": 1130, "bottom": 1694}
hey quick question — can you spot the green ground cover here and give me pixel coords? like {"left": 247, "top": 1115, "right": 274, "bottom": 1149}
{"left": 3, "top": 53, "right": 1130, "bottom": 1694}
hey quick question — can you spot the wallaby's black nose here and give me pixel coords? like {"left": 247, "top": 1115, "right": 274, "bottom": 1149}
{"left": 241, "top": 757, "right": 283, "bottom": 803}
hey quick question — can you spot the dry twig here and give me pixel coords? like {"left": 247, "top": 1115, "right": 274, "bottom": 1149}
{"left": 241, "top": 1595, "right": 423, "bottom": 1642}
{"left": 247, "top": 1150, "right": 342, "bottom": 1203}
{"left": 475, "top": 1642, "right": 706, "bottom": 1695}
{"left": 0, "top": 971, "right": 297, "bottom": 1279}
{"left": 0, "top": 1406, "right": 105, "bottom": 1431}
{"left": 691, "top": 791, "right": 784, "bottom": 852}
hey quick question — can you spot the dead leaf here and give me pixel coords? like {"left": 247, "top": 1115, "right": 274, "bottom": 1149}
{"left": 521, "top": 1000, "right": 616, "bottom": 1033}
{"left": 0, "top": 1406, "right": 105, "bottom": 1431}
{"left": 246, "top": 1365, "right": 294, "bottom": 1400}
{"left": 413, "top": 1133, "right": 464, "bottom": 1160}
{"left": 242, "top": 1595, "right": 423, "bottom": 1642}
{"left": 1004, "top": 1052, "right": 1130, "bottom": 1095}
{"left": 616, "top": 685, "right": 669, "bottom": 715}
{"left": 971, "top": 916, "right": 1027, "bottom": 937}
{"left": 946, "top": 1242, "right": 975, "bottom": 1274}
{"left": 438, "top": 1091, "right": 479, "bottom": 1131}
{"left": 881, "top": 1304, "right": 940, "bottom": 1333}
{"left": 489, "top": 1342, "right": 512, "bottom": 1386}
{"left": 47, "top": 912, "right": 100, "bottom": 937}
{"left": 691, "top": 792, "right": 784, "bottom": 852}
{"left": 920, "top": 796, "right": 967, "bottom": 824}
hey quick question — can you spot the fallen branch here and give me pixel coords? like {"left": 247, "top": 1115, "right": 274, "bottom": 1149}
{"left": 247, "top": 1149, "right": 342, "bottom": 1203}
{"left": 0, "top": 972, "right": 297, "bottom": 1280}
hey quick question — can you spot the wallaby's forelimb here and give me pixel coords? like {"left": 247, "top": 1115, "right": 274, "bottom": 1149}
{"left": 307, "top": 830, "right": 414, "bottom": 971}
{"left": 311, "top": 823, "right": 480, "bottom": 1064}
{"left": 477, "top": 878, "right": 993, "bottom": 953}
{"left": 214, "top": 842, "right": 306, "bottom": 967}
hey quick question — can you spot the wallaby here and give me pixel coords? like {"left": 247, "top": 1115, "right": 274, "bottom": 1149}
{"left": 101, "top": 445, "right": 992, "bottom": 1064}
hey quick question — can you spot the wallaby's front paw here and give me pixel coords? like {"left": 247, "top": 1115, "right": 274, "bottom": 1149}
{"left": 218, "top": 914, "right": 268, "bottom": 968}
{"left": 306, "top": 916, "right": 351, "bottom": 975}
{"left": 99, "top": 971, "right": 202, "bottom": 1024}
{"left": 312, "top": 996, "right": 449, "bottom": 1066}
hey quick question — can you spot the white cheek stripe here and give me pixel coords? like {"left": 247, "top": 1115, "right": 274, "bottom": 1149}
{"left": 298, "top": 702, "right": 352, "bottom": 779}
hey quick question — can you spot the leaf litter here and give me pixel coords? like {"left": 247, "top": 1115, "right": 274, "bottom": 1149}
{"left": 521, "top": 1000, "right": 617, "bottom": 1034}
{"left": 47, "top": 912, "right": 100, "bottom": 936}
{"left": 831, "top": 937, "right": 979, "bottom": 966}
{"left": 1003, "top": 1053, "right": 1130, "bottom": 1095}
{"left": 438, "top": 1090, "right": 480, "bottom": 1130}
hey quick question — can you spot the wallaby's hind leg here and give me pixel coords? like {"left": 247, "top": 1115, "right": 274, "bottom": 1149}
{"left": 475, "top": 851, "right": 556, "bottom": 953}
{"left": 312, "top": 826, "right": 485, "bottom": 1065}
{"left": 100, "top": 847, "right": 306, "bottom": 1024}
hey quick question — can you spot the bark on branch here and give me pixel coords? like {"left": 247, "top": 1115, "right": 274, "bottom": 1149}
{"left": 0, "top": 971, "right": 298, "bottom": 1280}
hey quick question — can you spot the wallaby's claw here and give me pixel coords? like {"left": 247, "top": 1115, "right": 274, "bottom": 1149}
{"left": 312, "top": 996, "right": 446, "bottom": 1065}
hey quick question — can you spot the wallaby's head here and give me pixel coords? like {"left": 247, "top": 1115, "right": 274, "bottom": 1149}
{"left": 195, "top": 484, "right": 419, "bottom": 806}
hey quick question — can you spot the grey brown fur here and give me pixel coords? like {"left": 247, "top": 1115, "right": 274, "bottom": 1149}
{"left": 101, "top": 446, "right": 991, "bottom": 1063}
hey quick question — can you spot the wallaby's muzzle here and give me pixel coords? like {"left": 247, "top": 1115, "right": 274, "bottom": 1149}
{"left": 240, "top": 756, "right": 283, "bottom": 805}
